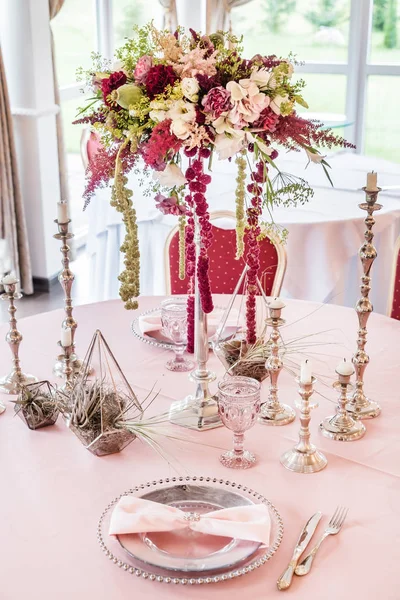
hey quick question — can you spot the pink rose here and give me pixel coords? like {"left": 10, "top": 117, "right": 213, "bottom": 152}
{"left": 134, "top": 55, "right": 153, "bottom": 84}
{"left": 202, "top": 86, "right": 232, "bottom": 119}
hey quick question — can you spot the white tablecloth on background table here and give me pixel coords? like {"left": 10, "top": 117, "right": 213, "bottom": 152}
{"left": 85, "top": 152, "right": 400, "bottom": 314}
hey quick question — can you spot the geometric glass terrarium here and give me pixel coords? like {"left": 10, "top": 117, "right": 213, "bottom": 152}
{"left": 213, "top": 267, "right": 270, "bottom": 382}
{"left": 14, "top": 380, "right": 59, "bottom": 430}
{"left": 60, "top": 330, "right": 143, "bottom": 457}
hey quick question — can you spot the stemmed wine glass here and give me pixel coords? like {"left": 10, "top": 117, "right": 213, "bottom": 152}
{"left": 217, "top": 376, "right": 261, "bottom": 469}
{"left": 161, "top": 298, "right": 194, "bottom": 372}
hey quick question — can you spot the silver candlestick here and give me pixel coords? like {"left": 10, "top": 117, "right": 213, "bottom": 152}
{"left": 59, "top": 340, "right": 74, "bottom": 392}
{"left": 281, "top": 376, "right": 327, "bottom": 473}
{"left": 169, "top": 214, "right": 222, "bottom": 431}
{"left": 320, "top": 363, "right": 366, "bottom": 442}
{"left": 0, "top": 279, "right": 37, "bottom": 395}
{"left": 347, "top": 187, "right": 381, "bottom": 420}
{"left": 259, "top": 301, "right": 295, "bottom": 426}
{"left": 53, "top": 219, "right": 89, "bottom": 378}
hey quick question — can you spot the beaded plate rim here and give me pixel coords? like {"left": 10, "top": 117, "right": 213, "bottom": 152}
{"left": 131, "top": 304, "right": 228, "bottom": 351}
{"left": 97, "top": 475, "right": 284, "bottom": 586}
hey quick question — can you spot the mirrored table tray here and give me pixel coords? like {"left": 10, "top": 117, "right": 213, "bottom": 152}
{"left": 131, "top": 305, "right": 238, "bottom": 351}
{"left": 97, "top": 476, "right": 284, "bottom": 586}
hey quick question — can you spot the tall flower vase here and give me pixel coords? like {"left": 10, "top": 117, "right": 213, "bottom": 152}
{"left": 169, "top": 215, "right": 222, "bottom": 431}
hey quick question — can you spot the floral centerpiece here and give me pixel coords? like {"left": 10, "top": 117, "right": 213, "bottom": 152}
{"left": 75, "top": 23, "right": 353, "bottom": 352}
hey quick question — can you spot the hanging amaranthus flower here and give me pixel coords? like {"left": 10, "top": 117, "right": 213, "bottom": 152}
{"left": 235, "top": 150, "right": 246, "bottom": 260}
{"left": 178, "top": 213, "right": 186, "bottom": 280}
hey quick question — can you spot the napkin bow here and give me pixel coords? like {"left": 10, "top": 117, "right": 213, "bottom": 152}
{"left": 109, "top": 496, "right": 270, "bottom": 545}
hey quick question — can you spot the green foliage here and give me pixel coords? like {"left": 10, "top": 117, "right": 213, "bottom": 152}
{"left": 373, "top": 0, "right": 387, "bottom": 31}
{"left": 384, "top": 0, "right": 398, "bottom": 48}
{"left": 261, "top": 0, "right": 297, "bottom": 33}
{"left": 305, "top": 0, "right": 346, "bottom": 28}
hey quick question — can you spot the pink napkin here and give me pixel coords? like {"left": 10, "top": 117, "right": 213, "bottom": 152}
{"left": 109, "top": 496, "right": 271, "bottom": 545}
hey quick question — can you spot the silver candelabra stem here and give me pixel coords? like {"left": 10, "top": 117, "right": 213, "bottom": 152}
{"left": 259, "top": 303, "right": 295, "bottom": 426}
{"left": 53, "top": 219, "right": 91, "bottom": 378}
{"left": 59, "top": 341, "right": 74, "bottom": 392}
{"left": 281, "top": 376, "right": 327, "bottom": 473}
{"left": 0, "top": 280, "right": 37, "bottom": 395}
{"left": 346, "top": 188, "right": 381, "bottom": 420}
{"left": 169, "top": 214, "right": 222, "bottom": 430}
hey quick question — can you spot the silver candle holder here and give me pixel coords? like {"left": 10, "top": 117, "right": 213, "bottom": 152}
{"left": 0, "top": 279, "right": 37, "bottom": 395}
{"left": 53, "top": 219, "right": 89, "bottom": 378}
{"left": 281, "top": 376, "right": 327, "bottom": 473}
{"left": 169, "top": 214, "right": 222, "bottom": 431}
{"left": 320, "top": 364, "right": 366, "bottom": 442}
{"left": 59, "top": 340, "right": 74, "bottom": 392}
{"left": 346, "top": 187, "right": 382, "bottom": 420}
{"left": 259, "top": 301, "right": 295, "bottom": 426}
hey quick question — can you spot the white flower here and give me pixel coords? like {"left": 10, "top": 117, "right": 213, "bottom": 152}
{"left": 181, "top": 77, "right": 200, "bottom": 101}
{"left": 168, "top": 99, "right": 196, "bottom": 123}
{"left": 170, "top": 118, "right": 192, "bottom": 140}
{"left": 226, "top": 81, "right": 247, "bottom": 101}
{"left": 153, "top": 164, "right": 187, "bottom": 187}
{"left": 246, "top": 132, "right": 273, "bottom": 156}
{"left": 270, "top": 94, "right": 289, "bottom": 115}
{"left": 149, "top": 98, "right": 170, "bottom": 123}
{"left": 214, "top": 131, "right": 245, "bottom": 160}
{"left": 305, "top": 148, "right": 326, "bottom": 164}
{"left": 250, "top": 68, "right": 277, "bottom": 90}
{"left": 213, "top": 113, "right": 236, "bottom": 135}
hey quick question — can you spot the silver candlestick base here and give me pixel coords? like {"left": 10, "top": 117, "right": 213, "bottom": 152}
{"left": 347, "top": 186, "right": 382, "bottom": 420}
{"left": 320, "top": 369, "right": 366, "bottom": 442}
{"left": 281, "top": 376, "right": 327, "bottom": 474}
{"left": 0, "top": 280, "right": 38, "bottom": 395}
{"left": 259, "top": 303, "right": 295, "bottom": 426}
{"left": 53, "top": 354, "right": 83, "bottom": 378}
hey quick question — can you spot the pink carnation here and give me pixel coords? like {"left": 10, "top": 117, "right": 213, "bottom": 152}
{"left": 202, "top": 86, "right": 232, "bottom": 119}
{"left": 134, "top": 55, "right": 153, "bottom": 84}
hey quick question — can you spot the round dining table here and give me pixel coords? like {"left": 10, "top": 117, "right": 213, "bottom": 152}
{"left": 1, "top": 295, "right": 399, "bottom": 600}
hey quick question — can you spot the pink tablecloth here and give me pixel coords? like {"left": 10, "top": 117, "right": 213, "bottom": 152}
{"left": 1, "top": 296, "right": 399, "bottom": 600}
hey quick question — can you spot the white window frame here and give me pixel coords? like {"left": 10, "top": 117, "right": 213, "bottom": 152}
{"left": 295, "top": 0, "right": 400, "bottom": 152}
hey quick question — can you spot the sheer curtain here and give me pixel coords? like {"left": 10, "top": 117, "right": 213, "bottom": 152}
{"left": 206, "top": 0, "right": 254, "bottom": 33}
{"left": 49, "top": 0, "right": 69, "bottom": 208}
{"left": 0, "top": 46, "right": 33, "bottom": 294}
{"left": 159, "top": 0, "right": 178, "bottom": 31}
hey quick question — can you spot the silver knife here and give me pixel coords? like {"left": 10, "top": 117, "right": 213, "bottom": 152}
{"left": 277, "top": 512, "right": 322, "bottom": 591}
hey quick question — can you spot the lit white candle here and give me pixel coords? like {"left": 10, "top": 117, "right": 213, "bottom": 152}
{"left": 366, "top": 171, "right": 378, "bottom": 192}
{"left": 57, "top": 201, "right": 69, "bottom": 223}
{"left": 268, "top": 297, "right": 285, "bottom": 309}
{"left": 300, "top": 359, "right": 312, "bottom": 384}
{"left": 61, "top": 327, "right": 72, "bottom": 347}
{"left": 2, "top": 273, "right": 18, "bottom": 285}
{"left": 336, "top": 358, "right": 354, "bottom": 376}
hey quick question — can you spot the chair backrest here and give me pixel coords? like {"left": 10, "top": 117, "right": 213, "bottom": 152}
{"left": 164, "top": 211, "right": 287, "bottom": 296}
{"left": 388, "top": 236, "right": 400, "bottom": 320}
{"left": 80, "top": 128, "right": 102, "bottom": 170}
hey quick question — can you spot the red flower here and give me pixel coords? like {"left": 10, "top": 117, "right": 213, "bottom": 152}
{"left": 145, "top": 65, "right": 178, "bottom": 99}
{"left": 141, "top": 120, "right": 182, "bottom": 170}
{"left": 101, "top": 71, "right": 127, "bottom": 109}
{"left": 253, "top": 107, "right": 280, "bottom": 133}
{"left": 202, "top": 86, "right": 232, "bottom": 119}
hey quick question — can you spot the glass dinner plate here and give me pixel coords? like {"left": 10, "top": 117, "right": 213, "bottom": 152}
{"left": 131, "top": 305, "right": 239, "bottom": 351}
{"left": 97, "top": 476, "right": 284, "bottom": 586}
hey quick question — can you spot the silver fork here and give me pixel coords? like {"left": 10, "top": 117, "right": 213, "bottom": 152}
{"left": 295, "top": 506, "right": 348, "bottom": 576}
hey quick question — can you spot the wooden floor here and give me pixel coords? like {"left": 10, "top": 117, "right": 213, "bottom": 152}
{"left": 0, "top": 253, "right": 94, "bottom": 324}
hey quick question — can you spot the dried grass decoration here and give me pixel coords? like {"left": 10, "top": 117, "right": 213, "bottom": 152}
{"left": 14, "top": 380, "right": 59, "bottom": 430}
{"left": 213, "top": 266, "right": 270, "bottom": 382}
{"left": 56, "top": 330, "right": 143, "bottom": 457}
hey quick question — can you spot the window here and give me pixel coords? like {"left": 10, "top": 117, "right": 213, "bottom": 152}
{"left": 232, "top": 0, "right": 400, "bottom": 162}
{"left": 52, "top": 0, "right": 163, "bottom": 240}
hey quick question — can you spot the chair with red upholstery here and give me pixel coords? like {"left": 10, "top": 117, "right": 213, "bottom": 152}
{"left": 164, "top": 211, "right": 287, "bottom": 296}
{"left": 388, "top": 236, "right": 400, "bottom": 320}
{"left": 80, "top": 128, "right": 102, "bottom": 170}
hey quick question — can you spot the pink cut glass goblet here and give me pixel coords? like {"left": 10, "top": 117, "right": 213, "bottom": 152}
{"left": 217, "top": 376, "right": 261, "bottom": 469}
{"left": 161, "top": 298, "right": 194, "bottom": 372}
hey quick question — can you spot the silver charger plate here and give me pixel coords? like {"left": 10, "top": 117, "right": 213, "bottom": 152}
{"left": 97, "top": 476, "right": 284, "bottom": 586}
{"left": 131, "top": 305, "right": 237, "bottom": 351}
